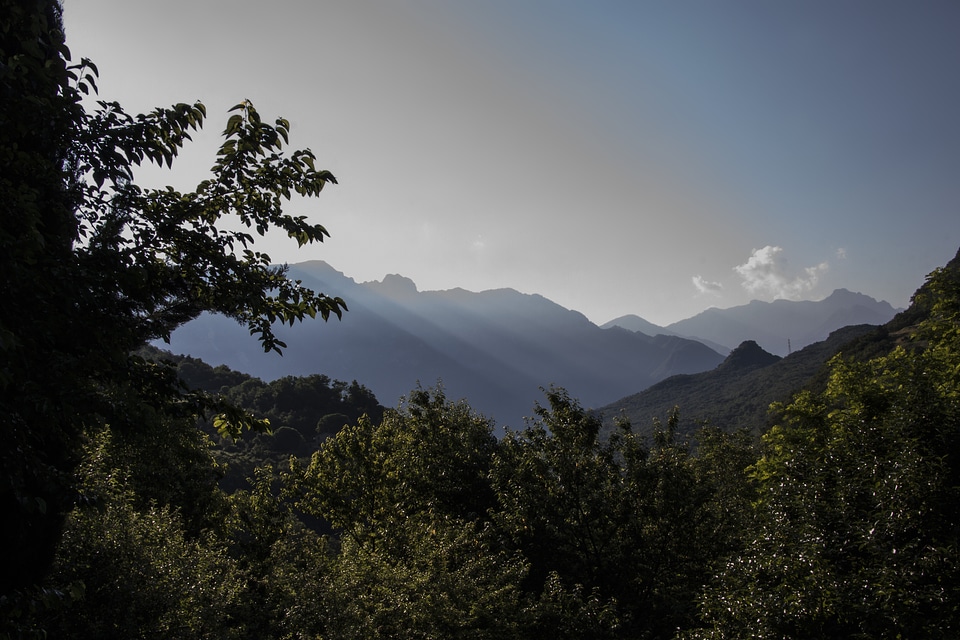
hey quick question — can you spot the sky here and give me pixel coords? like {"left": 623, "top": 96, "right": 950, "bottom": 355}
{"left": 63, "top": 1, "right": 960, "bottom": 326}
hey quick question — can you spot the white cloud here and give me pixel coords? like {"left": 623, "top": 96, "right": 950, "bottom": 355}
{"left": 734, "top": 245, "right": 828, "bottom": 300}
{"left": 836, "top": 247, "right": 847, "bottom": 260}
{"left": 692, "top": 275, "right": 723, "bottom": 295}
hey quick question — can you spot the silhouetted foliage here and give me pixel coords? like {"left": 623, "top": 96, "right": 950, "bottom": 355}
{"left": 492, "top": 390, "right": 754, "bottom": 638}
{"left": 1, "top": 0, "right": 344, "bottom": 632}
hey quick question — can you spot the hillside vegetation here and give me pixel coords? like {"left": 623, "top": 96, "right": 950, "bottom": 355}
{"left": 17, "top": 252, "right": 960, "bottom": 638}
{"left": 138, "top": 347, "right": 385, "bottom": 492}
{"left": 598, "top": 324, "right": 878, "bottom": 438}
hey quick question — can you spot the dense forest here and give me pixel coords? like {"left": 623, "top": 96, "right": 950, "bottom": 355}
{"left": 137, "top": 346, "right": 386, "bottom": 493}
{"left": 3, "top": 3, "right": 960, "bottom": 638}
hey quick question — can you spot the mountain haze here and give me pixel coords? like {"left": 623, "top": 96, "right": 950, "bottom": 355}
{"left": 601, "top": 314, "right": 670, "bottom": 338}
{"left": 601, "top": 315, "right": 731, "bottom": 355}
{"left": 598, "top": 249, "right": 960, "bottom": 439}
{"left": 165, "top": 261, "right": 724, "bottom": 428}
{"left": 664, "top": 289, "right": 898, "bottom": 356}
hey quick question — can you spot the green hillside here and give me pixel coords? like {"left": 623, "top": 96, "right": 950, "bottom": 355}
{"left": 138, "top": 346, "right": 385, "bottom": 492}
{"left": 598, "top": 324, "right": 877, "bottom": 438}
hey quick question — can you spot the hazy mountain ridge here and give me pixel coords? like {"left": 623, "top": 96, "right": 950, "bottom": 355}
{"left": 166, "top": 261, "right": 724, "bottom": 428}
{"left": 664, "top": 289, "right": 899, "bottom": 356}
{"left": 166, "top": 262, "right": 902, "bottom": 428}
{"left": 601, "top": 314, "right": 671, "bottom": 338}
{"left": 601, "top": 316, "right": 732, "bottom": 355}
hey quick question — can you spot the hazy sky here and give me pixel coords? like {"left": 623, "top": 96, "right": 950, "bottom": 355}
{"left": 64, "top": 1, "right": 960, "bottom": 325}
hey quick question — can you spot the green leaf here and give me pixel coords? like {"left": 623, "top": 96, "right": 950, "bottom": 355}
{"left": 224, "top": 114, "right": 243, "bottom": 136}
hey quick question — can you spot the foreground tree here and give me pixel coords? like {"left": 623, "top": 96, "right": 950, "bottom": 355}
{"left": 0, "top": 0, "right": 345, "bottom": 623}
{"left": 490, "top": 389, "right": 754, "bottom": 639}
{"left": 298, "top": 386, "right": 498, "bottom": 543}
{"left": 296, "top": 387, "right": 533, "bottom": 638}
{"left": 687, "top": 262, "right": 960, "bottom": 639}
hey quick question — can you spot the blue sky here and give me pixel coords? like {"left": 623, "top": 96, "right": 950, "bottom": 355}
{"left": 64, "top": 1, "right": 960, "bottom": 325}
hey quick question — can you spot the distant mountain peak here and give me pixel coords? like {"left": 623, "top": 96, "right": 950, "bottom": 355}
{"left": 368, "top": 273, "right": 418, "bottom": 297}
{"left": 167, "top": 261, "right": 727, "bottom": 427}
{"left": 824, "top": 288, "right": 871, "bottom": 302}
{"left": 717, "top": 340, "right": 780, "bottom": 373}
{"left": 600, "top": 314, "right": 666, "bottom": 337}
{"left": 294, "top": 259, "right": 350, "bottom": 279}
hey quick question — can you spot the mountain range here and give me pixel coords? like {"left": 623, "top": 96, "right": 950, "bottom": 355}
{"left": 597, "top": 248, "right": 960, "bottom": 438}
{"left": 165, "top": 261, "right": 899, "bottom": 428}
{"left": 604, "top": 288, "right": 900, "bottom": 356}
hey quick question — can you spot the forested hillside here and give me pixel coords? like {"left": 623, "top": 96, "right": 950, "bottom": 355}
{"left": 138, "top": 347, "right": 385, "bottom": 492}
{"left": 4, "top": 4, "right": 959, "bottom": 638}
{"left": 598, "top": 323, "right": 879, "bottom": 438}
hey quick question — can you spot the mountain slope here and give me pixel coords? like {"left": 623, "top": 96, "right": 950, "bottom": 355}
{"left": 601, "top": 315, "right": 731, "bottom": 355}
{"left": 597, "top": 324, "right": 879, "bottom": 438}
{"left": 165, "top": 261, "right": 724, "bottom": 428}
{"left": 601, "top": 314, "right": 669, "bottom": 337}
{"left": 598, "top": 247, "right": 960, "bottom": 438}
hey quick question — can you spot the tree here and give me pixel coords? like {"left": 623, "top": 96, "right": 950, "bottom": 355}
{"left": 296, "top": 387, "right": 534, "bottom": 638}
{"left": 490, "top": 389, "right": 746, "bottom": 639}
{"left": 319, "top": 512, "right": 529, "bottom": 640}
{"left": 1, "top": 0, "right": 345, "bottom": 615}
{"left": 296, "top": 386, "right": 626, "bottom": 639}
{"left": 46, "top": 481, "right": 245, "bottom": 638}
{"left": 39, "top": 430, "right": 333, "bottom": 638}
{"left": 688, "top": 263, "right": 960, "bottom": 639}
{"left": 298, "top": 385, "right": 498, "bottom": 545}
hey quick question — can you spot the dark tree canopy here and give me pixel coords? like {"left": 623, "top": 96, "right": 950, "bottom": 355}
{"left": 1, "top": 0, "right": 345, "bottom": 605}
